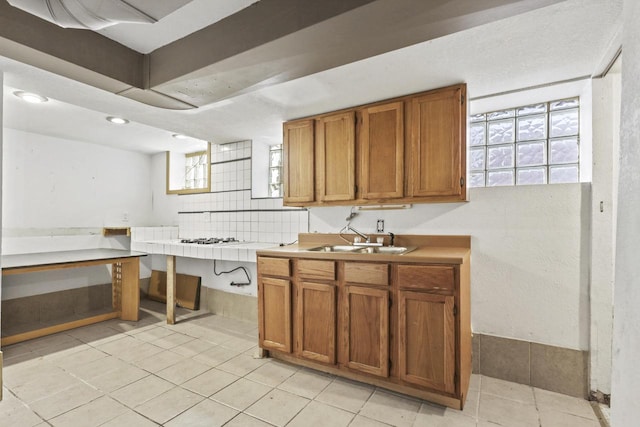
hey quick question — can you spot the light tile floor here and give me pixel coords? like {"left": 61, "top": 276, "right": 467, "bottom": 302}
{"left": 0, "top": 299, "right": 604, "bottom": 427}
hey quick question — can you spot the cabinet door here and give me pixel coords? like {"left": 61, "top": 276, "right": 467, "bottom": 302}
{"left": 360, "top": 102, "right": 404, "bottom": 199}
{"left": 410, "top": 85, "right": 466, "bottom": 198}
{"left": 316, "top": 111, "right": 356, "bottom": 201}
{"left": 283, "top": 119, "right": 315, "bottom": 203}
{"left": 259, "top": 277, "right": 292, "bottom": 353}
{"left": 398, "top": 290, "right": 455, "bottom": 394}
{"left": 344, "top": 286, "right": 389, "bottom": 377}
{"left": 296, "top": 281, "right": 336, "bottom": 364}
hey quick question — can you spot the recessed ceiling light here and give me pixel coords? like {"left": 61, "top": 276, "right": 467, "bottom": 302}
{"left": 106, "top": 116, "right": 129, "bottom": 125}
{"left": 172, "top": 133, "right": 189, "bottom": 139}
{"left": 14, "top": 91, "right": 48, "bottom": 103}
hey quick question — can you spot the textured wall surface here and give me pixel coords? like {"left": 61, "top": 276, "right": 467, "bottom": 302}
{"left": 1, "top": 128, "right": 153, "bottom": 299}
{"left": 310, "top": 183, "right": 590, "bottom": 351}
{"left": 2, "top": 129, "right": 153, "bottom": 229}
{"left": 611, "top": 0, "right": 640, "bottom": 424}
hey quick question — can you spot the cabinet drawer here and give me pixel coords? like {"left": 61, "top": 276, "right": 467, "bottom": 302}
{"left": 258, "top": 257, "right": 291, "bottom": 277}
{"left": 396, "top": 265, "right": 455, "bottom": 292}
{"left": 297, "top": 259, "right": 336, "bottom": 281}
{"left": 344, "top": 262, "right": 388, "bottom": 286}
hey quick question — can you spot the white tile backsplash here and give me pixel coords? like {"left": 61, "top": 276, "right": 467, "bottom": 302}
{"left": 176, "top": 141, "right": 307, "bottom": 243}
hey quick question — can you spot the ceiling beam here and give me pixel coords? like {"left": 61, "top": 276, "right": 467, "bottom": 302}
{"left": 0, "top": 0, "right": 143, "bottom": 91}
{"left": 148, "top": 0, "right": 566, "bottom": 106}
{"left": 148, "top": 0, "right": 380, "bottom": 87}
{"left": 0, "top": 0, "right": 566, "bottom": 109}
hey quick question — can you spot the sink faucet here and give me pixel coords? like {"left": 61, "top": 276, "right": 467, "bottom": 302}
{"left": 346, "top": 224, "right": 370, "bottom": 243}
{"left": 388, "top": 232, "right": 395, "bottom": 247}
{"left": 344, "top": 224, "right": 385, "bottom": 247}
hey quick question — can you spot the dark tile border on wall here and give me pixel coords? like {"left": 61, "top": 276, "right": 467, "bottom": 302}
{"left": 472, "top": 333, "right": 589, "bottom": 399}
{"left": 177, "top": 208, "right": 307, "bottom": 215}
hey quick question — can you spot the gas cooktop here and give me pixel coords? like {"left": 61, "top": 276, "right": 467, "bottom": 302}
{"left": 179, "top": 237, "right": 239, "bottom": 244}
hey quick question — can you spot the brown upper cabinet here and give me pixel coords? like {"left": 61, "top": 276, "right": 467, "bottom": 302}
{"left": 283, "top": 119, "right": 315, "bottom": 204}
{"left": 359, "top": 102, "right": 404, "bottom": 199}
{"left": 282, "top": 83, "right": 467, "bottom": 207}
{"left": 316, "top": 111, "right": 356, "bottom": 202}
{"left": 409, "top": 85, "right": 466, "bottom": 198}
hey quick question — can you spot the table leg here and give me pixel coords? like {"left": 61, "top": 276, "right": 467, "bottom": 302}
{"left": 0, "top": 351, "right": 3, "bottom": 401}
{"left": 167, "top": 255, "right": 176, "bottom": 325}
{"left": 120, "top": 259, "right": 140, "bottom": 321}
{"left": 112, "top": 263, "right": 122, "bottom": 313}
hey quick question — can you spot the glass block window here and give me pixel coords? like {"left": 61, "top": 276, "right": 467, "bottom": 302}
{"left": 185, "top": 151, "right": 207, "bottom": 189}
{"left": 269, "top": 144, "right": 283, "bottom": 197}
{"left": 469, "top": 97, "right": 579, "bottom": 187}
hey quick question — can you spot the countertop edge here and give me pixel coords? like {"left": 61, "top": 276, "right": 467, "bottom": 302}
{"left": 256, "top": 244, "right": 470, "bottom": 264}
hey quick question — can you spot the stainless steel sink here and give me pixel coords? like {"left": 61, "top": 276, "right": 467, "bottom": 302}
{"left": 306, "top": 245, "right": 363, "bottom": 253}
{"left": 356, "top": 246, "right": 416, "bottom": 255}
{"left": 305, "top": 245, "right": 416, "bottom": 255}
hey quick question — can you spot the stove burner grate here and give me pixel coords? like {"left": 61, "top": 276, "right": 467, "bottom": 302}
{"left": 179, "top": 237, "right": 239, "bottom": 244}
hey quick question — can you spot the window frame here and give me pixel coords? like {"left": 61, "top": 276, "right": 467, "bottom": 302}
{"left": 268, "top": 144, "right": 284, "bottom": 197}
{"left": 184, "top": 150, "right": 208, "bottom": 190}
{"left": 469, "top": 97, "right": 580, "bottom": 188}
{"left": 165, "top": 143, "right": 212, "bottom": 195}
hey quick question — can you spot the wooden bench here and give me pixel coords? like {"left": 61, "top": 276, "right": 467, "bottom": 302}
{"left": 1, "top": 249, "right": 145, "bottom": 346}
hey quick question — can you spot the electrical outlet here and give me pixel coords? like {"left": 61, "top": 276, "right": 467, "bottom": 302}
{"left": 122, "top": 212, "right": 129, "bottom": 222}
{"left": 376, "top": 219, "right": 384, "bottom": 232}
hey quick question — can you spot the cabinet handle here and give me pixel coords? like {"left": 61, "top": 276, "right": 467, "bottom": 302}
{"left": 460, "top": 177, "right": 465, "bottom": 187}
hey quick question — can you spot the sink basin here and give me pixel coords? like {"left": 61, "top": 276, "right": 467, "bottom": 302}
{"left": 356, "top": 246, "right": 416, "bottom": 255}
{"left": 305, "top": 245, "right": 416, "bottom": 255}
{"left": 306, "top": 245, "right": 363, "bottom": 253}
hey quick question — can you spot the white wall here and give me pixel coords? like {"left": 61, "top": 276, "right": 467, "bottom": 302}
{"left": 2, "top": 128, "right": 153, "bottom": 229}
{"left": 469, "top": 64, "right": 618, "bottom": 395}
{"left": 310, "top": 184, "right": 590, "bottom": 351}
{"left": 1, "top": 128, "right": 154, "bottom": 299}
{"left": 150, "top": 152, "right": 179, "bottom": 226}
{"left": 611, "top": 0, "right": 640, "bottom": 424}
{"left": 251, "top": 139, "right": 270, "bottom": 199}
{"left": 589, "top": 68, "right": 621, "bottom": 396}
{"left": 147, "top": 141, "right": 305, "bottom": 298}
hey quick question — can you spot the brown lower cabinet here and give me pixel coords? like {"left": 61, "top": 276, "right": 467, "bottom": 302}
{"left": 257, "top": 255, "right": 471, "bottom": 410}
{"left": 398, "top": 291, "right": 455, "bottom": 394}
{"left": 297, "top": 281, "right": 336, "bottom": 364}
{"left": 258, "top": 277, "right": 292, "bottom": 353}
{"left": 344, "top": 285, "right": 389, "bottom": 377}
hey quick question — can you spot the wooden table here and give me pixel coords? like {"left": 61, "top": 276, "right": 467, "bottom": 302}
{"left": 1, "top": 249, "right": 146, "bottom": 346}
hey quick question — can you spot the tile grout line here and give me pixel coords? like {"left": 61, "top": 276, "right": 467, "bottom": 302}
{"left": 2, "top": 301, "right": 600, "bottom": 427}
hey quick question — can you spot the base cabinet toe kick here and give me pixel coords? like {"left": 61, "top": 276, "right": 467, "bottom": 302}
{"left": 256, "top": 243, "right": 471, "bottom": 410}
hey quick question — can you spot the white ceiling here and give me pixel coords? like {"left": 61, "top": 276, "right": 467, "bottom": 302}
{"left": 0, "top": 0, "right": 623, "bottom": 155}
{"left": 97, "top": 0, "right": 260, "bottom": 53}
